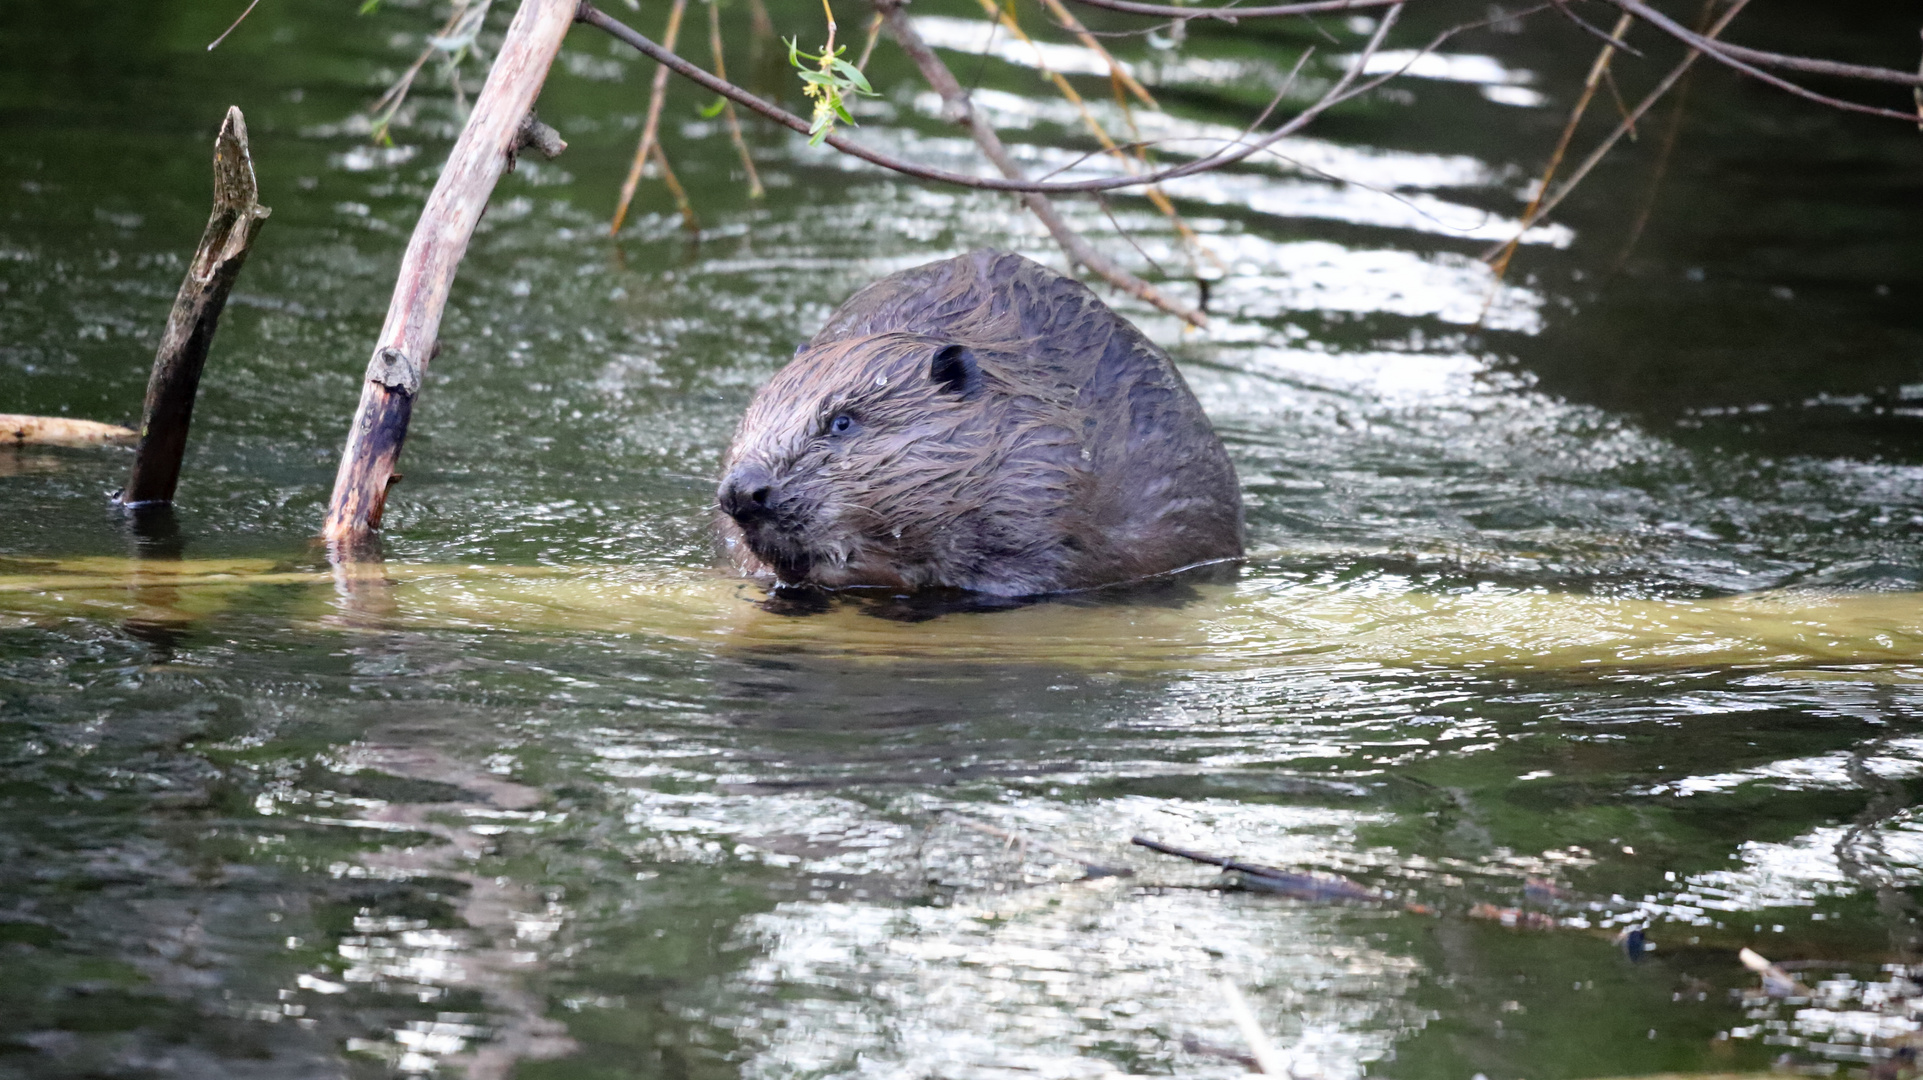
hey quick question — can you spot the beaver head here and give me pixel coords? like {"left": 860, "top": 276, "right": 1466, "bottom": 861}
{"left": 716, "top": 330, "right": 1092, "bottom": 596}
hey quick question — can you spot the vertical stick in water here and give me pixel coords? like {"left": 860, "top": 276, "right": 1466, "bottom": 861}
{"left": 120, "top": 106, "right": 270, "bottom": 507}
{"left": 322, "top": 0, "right": 577, "bottom": 555}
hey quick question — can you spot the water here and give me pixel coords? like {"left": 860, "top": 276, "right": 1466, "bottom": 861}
{"left": 3, "top": 0, "right": 1923, "bottom": 1077}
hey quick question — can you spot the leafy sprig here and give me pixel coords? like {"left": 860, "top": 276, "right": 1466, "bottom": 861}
{"left": 786, "top": 0, "right": 875, "bottom": 146}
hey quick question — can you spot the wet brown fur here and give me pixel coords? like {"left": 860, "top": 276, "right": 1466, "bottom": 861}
{"left": 717, "top": 250, "right": 1243, "bottom": 596}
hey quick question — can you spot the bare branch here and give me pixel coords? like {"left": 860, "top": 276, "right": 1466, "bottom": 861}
{"left": 1550, "top": 0, "right": 1640, "bottom": 58}
{"left": 1031, "top": 0, "right": 1158, "bottom": 108}
{"left": 877, "top": 0, "right": 1207, "bottom": 326}
{"left": 1598, "top": 0, "right": 1923, "bottom": 89}
{"left": 1598, "top": 0, "right": 1923, "bottom": 120}
{"left": 1057, "top": 0, "right": 1402, "bottom": 25}
{"left": 1481, "top": 0, "right": 1748, "bottom": 262}
{"left": 579, "top": 1, "right": 1401, "bottom": 195}
{"left": 206, "top": 0, "right": 266, "bottom": 51}
{"left": 1483, "top": 11, "right": 1630, "bottom": 304}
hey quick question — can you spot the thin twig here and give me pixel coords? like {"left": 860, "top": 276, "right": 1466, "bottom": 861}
{"left": 1060, "top": 0, "right": 1403, "bottom": 24}
{"left": 1482, "top": 10, "right": 1631, "bottom": 310}
{"left": 855, "top": 10, "right": 885, "bottom": 68}
{"left": 1597, "top": 0, "right": 1923, "bottom": 119}
{"left": 1599, "top": 66, "right": 1636, "bottom": 137}
{"left": 610, "top": 0, "right": 690, "bottom": 236}
{"left": 369, "top": 1, "right": 476, "bottom": 144}
{"left": 579, "top": 1, "right": 1403, "bottom": 195}
{"left": 1479, "top": 0, "right": 1751, "bottom": 263}
{"left": 1032, "top": 0, "right": 1158, "bottom": 108}
{"left": 1612, "top": 0, "right": 1715, "bottom": 269}
{"left": 1597, "top": 0, "right": 1923, "bottom": 88}
{"left": 653, "top": 143, "right": 702, "bottom": 231}
{"left": 1551, "top": 0, "right": 1640, "bottom": 57}
{"left": 206, "top": 0, "right": 266, "bottom": 51}
{"left": 710, "top": 0, "right": 766, "bottom": 198}
{"left": 878, "top": 0, "right": 1206, "bottom": 326}
{"left": 971, "top": 0, "right": 1212, "bottom": 270}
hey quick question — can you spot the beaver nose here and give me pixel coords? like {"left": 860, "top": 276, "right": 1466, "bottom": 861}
{"left": 718, "top": 465, "right": 777, "bottom": 525}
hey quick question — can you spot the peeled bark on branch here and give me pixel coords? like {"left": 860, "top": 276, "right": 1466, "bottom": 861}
{"left": 322, "top": 0, "right": 576, "bottom": 555}
{"left": 119, "top": 106, "right": 270, "bottom": 507}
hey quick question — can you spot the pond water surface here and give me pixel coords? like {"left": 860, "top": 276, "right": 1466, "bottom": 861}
{"left": 3, "top": 1, "right": 1923, "bottom": 1078}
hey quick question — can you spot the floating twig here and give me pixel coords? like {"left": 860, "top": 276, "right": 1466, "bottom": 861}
{"left": 1131, "top": 835, "right": 1386, "bottom": 902}
{"left": 1740, "top": 947, "right": 1810, "bottom": 998}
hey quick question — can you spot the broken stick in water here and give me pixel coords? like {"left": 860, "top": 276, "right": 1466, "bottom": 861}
{"left": 1131, "top": 835, "right": 1386, "bottom": 902}
{"left": 323, "top": 0, "right": 576, "bottom": 556}
{"left": 1, "top": 415, "right": 137, "bottom": 448}
{"left": 119, "top": 106, "right": 271, "bottom": 507}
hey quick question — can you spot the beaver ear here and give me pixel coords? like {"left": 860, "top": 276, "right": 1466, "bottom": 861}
{"left": 930, "top": 344, "right": 980, "bottom": 399}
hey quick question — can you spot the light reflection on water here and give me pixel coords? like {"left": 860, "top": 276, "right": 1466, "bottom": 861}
{"left": 3, "top": 0, "right": 1922, "bottom": 1076}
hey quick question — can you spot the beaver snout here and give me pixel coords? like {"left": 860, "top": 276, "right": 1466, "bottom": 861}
{"left": 717, "top": 464, "right": 777, "bottom": 526}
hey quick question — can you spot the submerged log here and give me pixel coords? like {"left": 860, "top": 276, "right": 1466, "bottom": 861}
{"left": 1, "top": 415, "right": 137, "bottom": 448}
{"left": 120, "top": 106, "right": 271, "bottom": 507}
{"left": 322, "top": 0, "right": 576, "bottom": 556}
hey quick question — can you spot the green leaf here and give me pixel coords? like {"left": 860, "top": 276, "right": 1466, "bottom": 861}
{"left": 796, "top": 70, "right": 837, "bottom": 86}
{"left": 359, "top": 0, "right": 382, "bottom": 12}
{"left": 785, "top": 36, "right": 803, "bottom": 68}
{"left": 828, "top": 59, "right": 873, "bottom": 93}
{"left": 698, "top": 96, "right": 727, "bottom": 118}
{"left": 832, "top": 98, "right": 856, "bottom": 125}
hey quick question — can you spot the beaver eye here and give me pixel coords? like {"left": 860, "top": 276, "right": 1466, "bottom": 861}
{"left": 828, "top": 413, "right": 856, "bottom": 436}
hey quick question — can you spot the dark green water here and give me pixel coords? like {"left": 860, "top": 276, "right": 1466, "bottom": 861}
{"left": 3, "top": 0, "right": 1923, "bottom": 1077}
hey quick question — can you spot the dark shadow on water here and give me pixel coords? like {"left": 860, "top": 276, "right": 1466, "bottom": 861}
{"left": 752, "top": 561, "right": 1241, "bottom": 621}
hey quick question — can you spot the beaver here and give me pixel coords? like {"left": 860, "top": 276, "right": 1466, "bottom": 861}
{"left": 716, "top": 250, "right": 1243, "bottom": 596}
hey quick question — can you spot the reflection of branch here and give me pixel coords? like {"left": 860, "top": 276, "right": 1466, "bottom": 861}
{"left": 1838, "top": 738, "right": 1922, "bottom": 964}
{"left": 879, "top": 0, "right": 1205, "bottom": 325}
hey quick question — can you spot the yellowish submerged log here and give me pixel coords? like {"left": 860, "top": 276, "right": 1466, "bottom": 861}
{"left": 0, "top": 415, "right": 137, "bottom": 447}
{"left": 1, "top": 555, "right": 1919, "bottom": 676}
